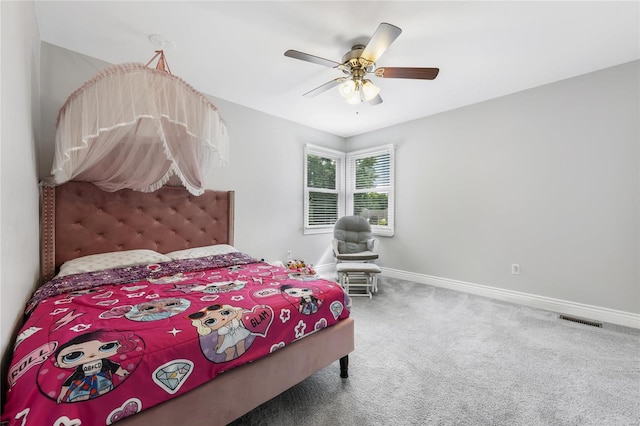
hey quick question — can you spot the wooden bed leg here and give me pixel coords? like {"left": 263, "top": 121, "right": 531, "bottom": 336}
{"left": 339, "top": 355, "right": 349, "bottom": 378}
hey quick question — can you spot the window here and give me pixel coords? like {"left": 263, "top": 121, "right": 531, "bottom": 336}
{"left": 304, "top": 145, "right": 345, "bottom": 234}
{"left": 346, "top": 144, "right": 395, "bottom": 236}
{"left": 304, "top": 143, "right": 394, "bottom": 236}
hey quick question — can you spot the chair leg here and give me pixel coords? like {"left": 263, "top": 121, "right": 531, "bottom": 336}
{"left": 365, "top": 274, "right": 372, "bottom": 298}
{"left": 338, "top": 269, "right": 379, "bottom": 297}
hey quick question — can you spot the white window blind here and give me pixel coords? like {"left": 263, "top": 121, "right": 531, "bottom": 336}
{"left": 304, "top": 144, "right": 345, "bottom": 234}
{"left": 346, "top": 144, "right": 395, "bottom": 236}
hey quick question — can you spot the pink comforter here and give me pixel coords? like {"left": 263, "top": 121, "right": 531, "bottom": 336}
{"left": 2, "top": 253, "right": 351, "bottom": 425}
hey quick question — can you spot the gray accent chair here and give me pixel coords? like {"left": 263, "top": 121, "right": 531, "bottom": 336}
{"left": 332, "top": 215, "right": 379, "bottom": 263}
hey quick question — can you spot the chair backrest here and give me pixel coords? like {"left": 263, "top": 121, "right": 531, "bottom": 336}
{"left": 333, "top": 216, "right": 372, "bottom": 254}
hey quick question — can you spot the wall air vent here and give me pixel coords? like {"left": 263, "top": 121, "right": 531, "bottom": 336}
{"left": 559, "top": 314, "right": 603, "bottom": 328}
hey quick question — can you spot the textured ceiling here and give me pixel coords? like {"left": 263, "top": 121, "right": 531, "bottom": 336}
{"left": 34, "top": 1, "right": 640, "bottom": 137}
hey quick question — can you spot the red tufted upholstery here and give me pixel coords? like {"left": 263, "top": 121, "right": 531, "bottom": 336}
{"left": 41, "top": 182, "right": 234, "bottom": 282}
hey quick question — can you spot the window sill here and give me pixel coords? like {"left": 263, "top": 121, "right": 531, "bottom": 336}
{"left": 371, "top": 227, "right": 394, "bottom": 237}
{"left": 303, "top": 227, "right": 333, "bottom": 235}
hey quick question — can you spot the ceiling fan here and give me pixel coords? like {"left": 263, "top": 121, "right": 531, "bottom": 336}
{"left": 284, "top": 22, "right": 439, "bottom": 105}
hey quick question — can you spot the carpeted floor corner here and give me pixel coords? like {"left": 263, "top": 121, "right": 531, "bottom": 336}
{"left": 229, "top": 277, "right": 640, "bottom": 426}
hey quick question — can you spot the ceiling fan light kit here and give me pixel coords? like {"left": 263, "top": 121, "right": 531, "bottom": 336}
{"left": 339, "top": 78, "right": 380, "bottom": 104}
{"left": 338, "top": 79, "right": 357, "bottom": 98}
{"left": 361, "top": 79, "right": 380, "bottom": 100}
{"left": 284, "top": 22, "right": 439, "bottom": 106}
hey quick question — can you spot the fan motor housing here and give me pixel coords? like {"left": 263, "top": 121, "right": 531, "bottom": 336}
{"left": 341, "top": 45, "right": 374, "bottom": 72}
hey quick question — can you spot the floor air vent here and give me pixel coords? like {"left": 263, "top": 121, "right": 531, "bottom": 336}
{"left": 559, "top": 314, "right": 603, "bottom": 328}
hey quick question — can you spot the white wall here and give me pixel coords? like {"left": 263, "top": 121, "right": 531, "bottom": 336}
{"left": 348, "top": 61, "right": 640, "bottom": 315}
{"left": 202, "top": 97, "right": 345, "bottom": 265}
{"left": 38, "top": 43, "right": 346, "bottom": 268}
{"left": 0, "top": 1, "right": 42, "bottom": 359}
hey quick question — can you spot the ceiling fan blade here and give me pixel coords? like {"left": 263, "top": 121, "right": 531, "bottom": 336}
{"left": 361, "top": 23, "right": 402, "bottom": 63}
{"left": 303, "top": 78, "right": 345, "bottom": 97}
{"left": 375, "top": 67, "right": 440, "bottom": 80}
{"left": 368, "top": 94, "right": 383, "bottom": 106}
{"left": 284, "top": 50, "right": 341, "bottom": 68}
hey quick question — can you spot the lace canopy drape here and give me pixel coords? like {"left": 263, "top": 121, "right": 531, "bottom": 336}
{"left": 50, "top": 62, "right": 229, "bottom": 195}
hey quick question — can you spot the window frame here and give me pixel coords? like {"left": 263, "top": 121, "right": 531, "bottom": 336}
{"left": 303, "top": 144, "right": 345, "bottom": 235}
{"left": 303, "top": 143, "right": 395, "bottom": 236}
{"left": 346, "top": 144, "right": 395, "bottom": 237}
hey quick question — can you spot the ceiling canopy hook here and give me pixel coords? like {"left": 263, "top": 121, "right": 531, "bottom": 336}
{"left": 147, "top": 34, "right": 175, "bottom": 74}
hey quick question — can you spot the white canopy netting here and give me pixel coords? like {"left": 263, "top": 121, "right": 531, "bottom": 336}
{"left": 50, "top": 52, "right": 229, "bottom": 196}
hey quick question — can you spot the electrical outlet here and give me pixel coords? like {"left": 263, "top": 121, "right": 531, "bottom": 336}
{"left": 286, "top": 250, "right": 292, "bottom": 260}
{"left": 511, "top": 264, "right": 520, "bottom": 275}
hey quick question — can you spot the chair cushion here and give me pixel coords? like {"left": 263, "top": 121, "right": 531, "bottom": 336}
{"left": 334, "top": 216, "right": 373, "bottom": 254}
{"left": 336, "top": 251, "right": 379, "bottom": 261}
{"left": 336, "top": 263, "right": 381, "bottom": 274}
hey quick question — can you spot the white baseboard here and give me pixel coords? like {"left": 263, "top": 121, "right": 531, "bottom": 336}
{"left": 315, "top": 263, "right": 339, "bottom": 280}
{"left": 378, "top": 267, "right": 639, "bottom": 329}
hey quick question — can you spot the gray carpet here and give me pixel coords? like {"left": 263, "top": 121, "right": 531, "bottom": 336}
{"left": 229, "top": 277, "right": 640, "bottom": 425}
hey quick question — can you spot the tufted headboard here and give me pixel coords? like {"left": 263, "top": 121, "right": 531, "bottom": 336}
{"left": 40, "top": 181, "right": 234, "bottom": 282}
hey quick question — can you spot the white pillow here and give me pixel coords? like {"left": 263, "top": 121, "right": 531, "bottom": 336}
{"left": 165, "top": 244, "right": 237, "bottom": 260}
{"left": 57, "top": 249, "right": 172, "bottom": 277}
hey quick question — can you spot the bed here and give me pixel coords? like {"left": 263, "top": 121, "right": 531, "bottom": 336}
{"left": 1, "top": 181, "right": 354, "bottom": 426}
